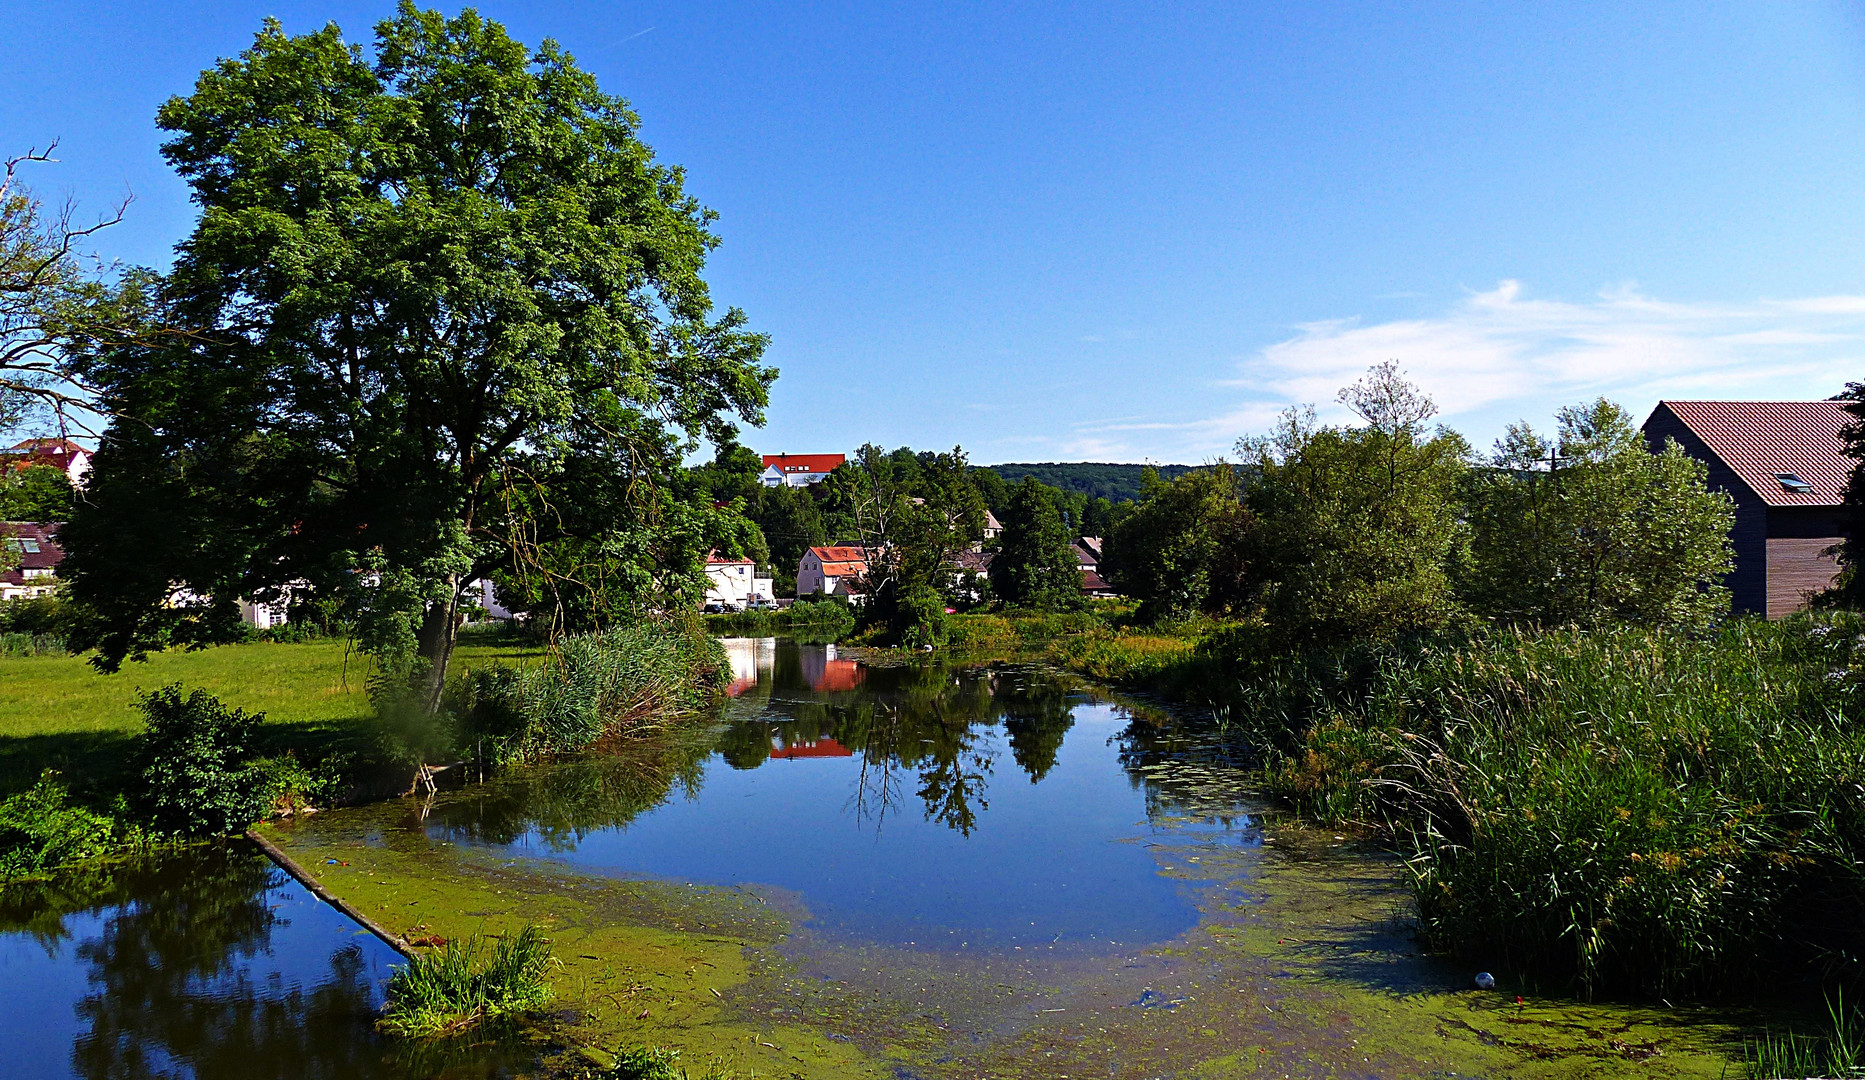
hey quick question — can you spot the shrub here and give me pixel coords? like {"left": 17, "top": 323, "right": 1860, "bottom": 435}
{"left": 132, "top": 684, "right": 269, "bottom": 836}
{"left": 0, "top": 773, "right": 123, "bottom": 880}
{"left": 379, "top": 924, "right": 554, "bottom": 1037}
{"left": 461, "top": 621, "right": 728, "bottom": 764}
{"left": 1230, "top": 617, "right": 1865, "bottom": 998}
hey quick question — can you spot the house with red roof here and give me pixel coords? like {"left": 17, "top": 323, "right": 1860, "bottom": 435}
{"left": 1643, "top": 400, "right": 1850, "bottom": 618}
{"left": 797, "top": 545, "right": 867, "bottom": 599}
{"left": 759, "top": 453, "right": 845, "bottom": 488}
{"left": 704, "top": 552, "right": 774, "bottom": 610}
{"left": 4, "top": 439, "right": 90, "bottom": 488}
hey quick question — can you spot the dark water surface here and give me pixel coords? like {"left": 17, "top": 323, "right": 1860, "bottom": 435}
{"left": 422, "top": 638, "right": 1262, "bottom": 950}
{"left": 0, "top": 842, "right": 528, "bottom": 1080}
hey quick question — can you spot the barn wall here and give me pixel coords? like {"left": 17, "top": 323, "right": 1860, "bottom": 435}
{"left": 1643, "top": 404, "right": 1768, "bottom": 616}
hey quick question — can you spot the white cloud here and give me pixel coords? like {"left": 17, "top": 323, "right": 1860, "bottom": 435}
{"left": 1074, "top": 281, "right": 1865, "bottom": 462}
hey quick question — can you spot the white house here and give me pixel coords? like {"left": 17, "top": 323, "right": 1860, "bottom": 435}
{"left": 759, "top": 453, "right": 845, "bottom": 488}
{"left": 5, "top": 439, "right": 91, "bottom": 489}
{"left": 797, "top": 545, "right": 867, "bottom": 599}
{"left": 705, "top": 554, "right": 775, "bottom": 609}
{"left": 0, "top": 521, "right": 62, "bottom": 601}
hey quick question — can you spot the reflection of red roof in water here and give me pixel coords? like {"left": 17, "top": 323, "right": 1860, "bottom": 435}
{"left": 725, "top": 676, "right": 758, "bottom": 698}
{"left": 810, "top": 660, "right": 865, "bottom": 693}
{"left": 769, "top": 737, "right": 853, "bottom": 759}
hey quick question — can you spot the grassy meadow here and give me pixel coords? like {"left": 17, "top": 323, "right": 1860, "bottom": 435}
{"left": 0, "top": 638, "right": 545, "bottom": 799}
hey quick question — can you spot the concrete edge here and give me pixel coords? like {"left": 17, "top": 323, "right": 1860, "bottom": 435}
{"left": 246, "top": 827, "right": 413, "bottom": 959}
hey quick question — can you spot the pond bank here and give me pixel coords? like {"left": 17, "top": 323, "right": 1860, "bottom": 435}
{"left": 247, "top": 642, "right": 1760, "bottom": 1078}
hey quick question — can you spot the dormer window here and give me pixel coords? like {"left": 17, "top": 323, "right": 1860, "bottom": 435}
{"left": 1776, "top": 472, "right": 1814, "bottom": 494}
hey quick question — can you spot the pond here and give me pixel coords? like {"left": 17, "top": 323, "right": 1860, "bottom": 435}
{"left": 4, "top": 638, "right": 1752, "bottom": 1078}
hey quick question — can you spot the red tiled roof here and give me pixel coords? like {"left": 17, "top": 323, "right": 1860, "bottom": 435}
{"left": 769, "top": 736, "right": 854, "bottom": 759}
{"left": 706, "top": 551, "right": 755, "bottom": 565}
{"left": 762, "top": 453, "right": 845, "bottom": 474}
{"left": 1, "top": 521, "right": 64, "bottom": 586}
{"left": 1080, "top": 568, "right": 1113, "bottom": 593}
{"left": 808, "top": 545, "right": 868, "bottom": 573}
{"left": 1652, "top": 401, "right": 1851, "bottom": 507}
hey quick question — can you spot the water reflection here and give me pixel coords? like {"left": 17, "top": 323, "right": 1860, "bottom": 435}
{"left": 414, "top": 640, "right": 1263, "bottom": 947}
{"left": 0, "top": 844, "right": 526, "bottom": 1080}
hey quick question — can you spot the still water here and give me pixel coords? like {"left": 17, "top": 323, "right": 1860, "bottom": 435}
{"left": 422, "top": 638, "right": 1260, "bottom": 950}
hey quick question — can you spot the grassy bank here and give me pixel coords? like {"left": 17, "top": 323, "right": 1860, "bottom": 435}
{"left": 702, "top": 599, "right": 856, "bottom": 642}
{"left": 0, "top": 638, "right": 546, "bottom": 799}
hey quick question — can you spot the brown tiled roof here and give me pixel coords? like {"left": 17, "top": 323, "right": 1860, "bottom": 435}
{"left": 1, "top": 521, "right": 64, "bottom": 586}
{"left": 809, "top": 545, "right": 868, "bottom": 564}
{"left": 1653, "top": 401, "right": 1851, "bottom": 507}
{"left": 1079, "top": 568, "right": 1113, "bottom": 593}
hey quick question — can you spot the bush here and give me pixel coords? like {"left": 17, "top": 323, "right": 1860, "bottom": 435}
{"left": 132, "top": 684, "right": 270, "bottom": 836}
{"left": 379, "top": 924, "right": 554, "bottom": 1037}
{"left": 1231, "top": 617, "right": 1865, "bottom": 998}
{"left": 703, "top": 598, "right": 855, "bottom": 643}
{"left": 0, "top": 772, "right": 123, "bottom": 880}
{"left": 0, "top": 631, "right": 65, "bottom": 657}
{"left": 461, "top": 621, "right": 728, "bottom": 764}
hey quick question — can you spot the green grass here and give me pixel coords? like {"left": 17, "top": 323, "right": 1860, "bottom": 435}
{"left": 0, "top": 639, "right": 544, "bottom": 799}
{"left": 379, "top": 924, "right": 555, "bottom": 1037}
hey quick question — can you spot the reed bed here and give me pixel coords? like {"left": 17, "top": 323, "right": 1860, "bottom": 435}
{"left": 1223, "top": 615, "right": 1865, "bottom": 999}
{"left": 461, "top": 621, "right": 728, "bottom": 765}
{"left": 379, "top": 924, "right": 555, "bottom": 1037}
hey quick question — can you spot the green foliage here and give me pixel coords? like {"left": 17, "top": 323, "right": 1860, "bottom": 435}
{"left": 826, "top": 444, "right": 985, "bottom": 643}
{"left": 1216, "top": 616, "right": 1865, "bottom": 998}
{"left": 0, "top": 771, "right": 123, "bottom": 880}
{"left": 461, "top": 621, "right": 728, "bottom": 763}
{"left": 1103, "top": 465, "right": 1251, "bottom": 622}
{"left": 1744, "top": 992, "right": 1865, "bottom": 1079}
{"left": 379, "top": 924, "right": 554, "bottom": 1038}
{"left": 745, "top": 482, "right": 827, "bottom": 595}
{"left": 704, "top": 597, "right": 855, "bottom": 642}
{"left": 1460, "top": 398, "right": 1734, "bottom": 628}
{"left": 1823, "top": 382, "right": 1865, "bottom": 609}
{"left": 61, "top": 6, "right": 771, "bottom": 713}
{"left": 0, "top": 462, "right": 73, "bottom": 520}
{"left": 990, "top": 478, "right": 1083, "bottom": 612}
{"left": 982, "top": 462, "right": 1203, "bottom": 503}
{"left": 131, "top": 684, "right": 269, "bottom": 836}
{"left": 576, "top": 1045, "right": 741, "bottom": 1080}
{"left": 1239, "top": 364, "right": 1470, "bottom": 644}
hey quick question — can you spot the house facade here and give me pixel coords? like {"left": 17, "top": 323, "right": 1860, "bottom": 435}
{"left": 1642, "top": 400, "right": 1850, "bottom": 619}
{"left": 760, "top": 453, "right": 845, "bottom": 488}
{"left": 797, "top": 545, "right": 867, "bottom": 599}
{"left": 1, "top": 521, "right": 64, "bottom": 601}
{"left": 5, "top": 439, "right": 91, "bottom": 488}
{"left": 705, "top": 554, "right": 776, "bottom": 609}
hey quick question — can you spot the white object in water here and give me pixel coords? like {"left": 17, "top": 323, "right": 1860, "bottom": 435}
{"left": 1474, "top": 972, "right": 1497, "bottom": 990}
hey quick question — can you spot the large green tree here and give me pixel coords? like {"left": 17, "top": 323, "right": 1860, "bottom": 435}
{"left": 0, "top": 462, "right": 74, "bottom": 521}
{"left": 826, "top": 444, "right": 985, "bottom": 644}
{"left": 1102, "top": 465, "right": 1250, "bottom": 623}
{"left": 989, "top": 477, "right": 1081, "bottom": 611}
{"left": 1238, "top": 363, "right": 1469, "bottom": 644}
{"left": 1459, "top": 399, "right": 1734, "bottom": 628}
{"left": 61, "top": 7, "right": 772, "bottom": 705}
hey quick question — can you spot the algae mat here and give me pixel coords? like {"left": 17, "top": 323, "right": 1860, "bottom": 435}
{"left": 260, "top": 803, "right": 1745, "bottom": 1080}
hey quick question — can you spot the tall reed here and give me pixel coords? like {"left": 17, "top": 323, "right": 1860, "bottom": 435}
{"left": 379, "top": 924, "right": 555, "bottom": 1037}
{"left": 1222, "top": 615, "right": 1865, "bottom": 998}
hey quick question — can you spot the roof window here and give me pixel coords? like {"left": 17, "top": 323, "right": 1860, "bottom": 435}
{"left": 8, "top": 538, "right": 39, "bottom": 553}
{"left": 1775, "top": 472, "right": 1814, "bottom": 494}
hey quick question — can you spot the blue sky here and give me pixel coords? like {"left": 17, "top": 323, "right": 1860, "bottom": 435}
{"left": 7, "top": 2, "right": 1865, "bottom": 463}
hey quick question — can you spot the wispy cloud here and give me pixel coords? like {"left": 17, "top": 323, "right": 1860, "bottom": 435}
{"left": 1077, "top": 281, "right": 1865, "bottom": 462}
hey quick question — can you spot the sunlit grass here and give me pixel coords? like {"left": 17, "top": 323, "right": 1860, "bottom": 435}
{"left": 379, "top": 924, "right": 555, "bottom": 1037}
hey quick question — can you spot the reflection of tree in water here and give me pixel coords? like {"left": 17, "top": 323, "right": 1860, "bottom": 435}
{"left": 1113, "top": 706, "right": 1262, "bottom": 828}
{"left": 1, "top": 844, "right": 509, "bottom": 1080}
{"left": 721, "top": 660, "right": 1085, "bottom": 835}
{"left": 424, "top": 727, "right": 715, "bottom": 849}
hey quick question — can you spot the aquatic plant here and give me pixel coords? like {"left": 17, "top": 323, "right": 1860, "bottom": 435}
{"left": 461, "top": 621, "right": 728, "bottom": 764}
{"left": 1204, "top": 615, "right": 1865, "bottom": 998}
{"left": 379, "top": 924, "right": 555, "bottom": 1037}
{"left": 1744, "top": 992, "right": 1865, "bottom": 1078}
{"left": 570, "top": 1044, "right": 745, "bottom": 1080}
{"left": 0, "top": 772, "right": 123, "bottom": 880}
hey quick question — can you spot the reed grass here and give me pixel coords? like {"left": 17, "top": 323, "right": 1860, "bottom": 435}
{"left": 1744, "top": 991, "right": 1865, "bottom": 1078}
{"left": 461, "top": 620, "right": 728, "bottom": 764}
{"left": 1221, "top": 615, "right": 1865, "bottom": 998}
{"left": 379, "top": 924, "right": 555, "bottom": 1037}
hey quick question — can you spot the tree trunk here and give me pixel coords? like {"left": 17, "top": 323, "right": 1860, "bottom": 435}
{"left": 416, "top": 573, "right": 462, "bottom": 713}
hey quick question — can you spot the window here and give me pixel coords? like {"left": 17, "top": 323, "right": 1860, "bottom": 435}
{"left": 5, "top": 538, "right": 38, "bottom": 554}
{"left": 1775, "top": 472, "right": 1814, "bottom": 494}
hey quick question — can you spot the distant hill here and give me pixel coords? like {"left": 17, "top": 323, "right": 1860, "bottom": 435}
{"left": 981, "top": 462, "right": 1201, "bottom": 503}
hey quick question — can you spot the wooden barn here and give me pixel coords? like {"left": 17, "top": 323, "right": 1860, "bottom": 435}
{"left": 1642, "top": 400, "right": 1852, "bottom": 619}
